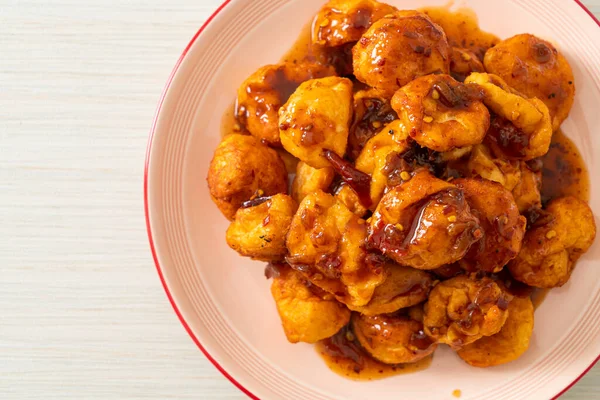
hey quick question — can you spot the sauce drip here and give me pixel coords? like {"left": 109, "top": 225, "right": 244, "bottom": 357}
{"left": 541, "top": 130, "right": 590, "bottom": 203}
{"left": 316, "top": 326, "right": 433, "bottom": 381}
{"left": 348, "top": 97, "right": 397, "bottom": 160}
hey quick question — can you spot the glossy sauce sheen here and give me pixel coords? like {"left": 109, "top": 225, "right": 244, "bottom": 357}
{"left": 420, "top": 7, "right": 500, "bottom": 60}
{"left": 316, "top": 326, "right": 432, "bottom": 381}
{"left": 541, "top": 130, "right": 590, "bottom": 203}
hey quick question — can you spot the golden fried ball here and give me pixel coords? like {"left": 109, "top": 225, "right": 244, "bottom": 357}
{"left": 454, "top": 178, "right": 526, "bottom": 273}
{"left": 458, "top": 296, "right": 534, "bottom": 367}
{"left": 450, "top": 47, "right": 485, "bottom": 82}
{"left": 391, "top": 74, "right": 490, "bottom": 152}
{"left": 236, "top": 62, "right": 336, "bottom": 146}
{"left": 464, "top": 73, "right": 552, "bottom": 161}
{"left": 352, "top": 12, "right": 450, "bottom": 97}
{"left": 467, "top": 144, "right": 521, "bottom": 191}
{"left": 368, "top": 169, "right": 482, "bottom": 270}
{"left": 484, "top": 34, "right": 575, "bottom": 131}
{"left": 335, "top": 183, "right": 369, "bottom": 218}
{"left": 291, "top": 161, "right": 335, "bottom": 204}
{"left": 279, "top": 77, "right": 353, "bottom": 168}
{"left": 355, "top": 120, "right": 410, "bottom": 207}
{"left": 348, "top": 263, "right": 434, "bottom": 315}
{"left": 207, "top": 134, "right": 288, "bottom": 220}
{"left": 226, "top": 194, "right": 297, "bottom": 261}
{"left": 509, "top": 196, "right": 596, "bottom": 288}
{"left": 352, "top": 313, "right": 437, "bottom": 364}
{"left": 512, "top": 161, "right": 542, "bottom": 213}
{"left": 271, "top": 268, "right": 351, "bottom": 343}
{"left": 423, "top": 275, "right": 512, "bottom": 349}
{"left": 286, "top": 190, "right": 386, "bottom": 307}
{"left": 312, "top": 0, "right": 398, "bottom": 47}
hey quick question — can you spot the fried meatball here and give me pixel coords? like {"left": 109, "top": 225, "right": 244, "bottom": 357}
{"left": 312, "top": 0, "right": 398, "bottom": 47}
{"left": 237, "top": 62, "right": 336, "bottom": 146}
{"left": 348, "top": 263, "right": 434, "bottom": 315}
{"left": 450, "top": 47, "right": 485, "bottom": 82}
{"left": 391, "top": 74, "right": 490, "bottom": 152}
{"left": 349, "top": 88, "right": 398, "bottom": 161}
{"left": 464, "top": 73, "right": 552, "bottom": 161}
{"left": 271, "top": 268, "right": 350, "bottom": 343}
{"left": 458, "top": 296, "right": 534, "bottom": 367}
{"left": 352, "top": 12, "right": 450, "bottom": 97}
{"left": 291, "top": 161, "right": 335, "bottom": 203}
{"left": 484, "top": 34, "right": 575, "bottom": 131}
{"left": 512, "top": 161, "right": 542, "bottom": 213}
{"left": 423, "top": 275, "right": 512, "bottom": 349}
{"left": 335, "top": 183, "right": 368, "bottom": 218}
{"left": 207, "top": 134, "right": 288, "bottom": 220}
{"left": 368, "top": 169, "right": 481, "bottom": 270}
{"left": 286, "top": 190, "right": 386, "bottom": 307}
{"left": 226, "top": 194, "right": 297, "bottom": 261}
{"left": 467, "top": 144, "right": 521, "bottom": 191}
{"left": 279, "top": 77, "right": 353, "bottom": 168}
{"left": 509, "top": 196, "right": 596, "bottom": 288}
{"left": 455, "top": 178, "right": 526, "bottom": 273}
{"left": 355, "top": 120, "right": 411, "bottom": 207}
{"left": 352, "top": 313, "right": 437, "bottom": 364}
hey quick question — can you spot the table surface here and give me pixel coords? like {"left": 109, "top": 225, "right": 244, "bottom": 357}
{"left": 2, "top": 0, "right": 599, "bottom": 398}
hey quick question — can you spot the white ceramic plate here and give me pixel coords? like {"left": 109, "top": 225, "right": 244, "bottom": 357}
{"left": 145, "top": 1, "right": 600, "bottom": 398}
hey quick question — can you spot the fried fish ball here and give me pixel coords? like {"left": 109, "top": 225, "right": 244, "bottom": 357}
{"left": 450, "top": 47, "right": 485, "bottom": 82}
{"left": 312, "top": 0, "right": 398, "bottom": 47}
{"left": 512, "top": 161, "right": 542, "bottom": 213}
{"left": 423, "top": 275, "right": 511, "bottom": 349}
{"left": 271, "top": 268, "right": 350, "bottom": 343}
{"left": 226, "top": 194, "right": 297, "bottom": 261}
{"left": 484, "top": 34, "right": 575, "bottom": 131}
{"left": 335, "top": 183, "right": 368, "bottom": 218}
{"left": 355, "top": 120, "right": 410, "bottom": 207}
{"left": 464, "top": 73, "right": 552, "bottom": 161}
{"left": 279, "top": 77, "right": 353, "bottom": 168}
{"left": 368, "top": 169, "right": 481, "bottom": 270}
{"left": 457, "top": 296, "right": 534, "bottom": 367}
{"left": 509, "top": 196, "right": 596, "bottom": 288}
{"left": 291, "top": 161, "right": 335, "bottom": 203}
{"left": 391, "top": 74, "right": 490, "bottom": 152}
{"left": 467, "top": 144, "right": 521, "bottom": 191}
{"left": 207, "top": 134, "right": 288, "bottom": 220}
{"left": 236, "top": 62, "right": 336, "bottom": 146}
{"left": 352, "top": 313, "right": 437, "bottom": 364}
{"left": 348, "top": 263, "right": 434, "bottom": 315}
{"left": 348, "top": 88, "right": 398, "bottom": 161}
{"left": 352, "top": 12, "right": 451, "bottom": 97}
{"left": 454, "top": 178, "right": 526, "bottom": 273}
{"left": 286, "top": 190, "right": 386, "bottom": 307}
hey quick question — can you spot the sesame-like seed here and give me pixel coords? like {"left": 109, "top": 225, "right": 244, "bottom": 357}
{"left": 345, "top": 331, "right": 355, "bottom": 342}
{"left": 257, "top": 189, "right": 264, "bottom": 196}
{"left": 546, "top": 230, "right": 557, "bottom": 239}
{"left": 319, "top": 18, "right": 330, "bottom": 27}
{"left": 395, "top": 223, "right": 404, "bottom": 231}
{"left": 423, "top": 116, "right": 434, "bottom": 123}
{"left": 461, "top": 52, "right": 472, "bottom": 61}
{"left": 372, "top": 121, "right": 382, "bottom": 129}
{"left": 448, "top": 215, "right": 457, "bottom": 222}
{"left": 432, "top": 90, "right": 440, "bottom": 100}
{"left": 400, "top": 171, "right": 411, "bottom": 181}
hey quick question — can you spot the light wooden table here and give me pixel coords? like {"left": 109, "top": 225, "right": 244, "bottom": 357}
{"left": 1, "top": 0, "right": 599, "bottom": 398}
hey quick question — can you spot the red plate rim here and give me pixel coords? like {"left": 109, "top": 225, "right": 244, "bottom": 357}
{"left": 144, "top": 1, "right": 600, "bottom": 399}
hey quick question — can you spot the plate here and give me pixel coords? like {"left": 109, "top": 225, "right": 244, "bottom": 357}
{"left": 145, "top": 1, "right": 600, "bottom": 398}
